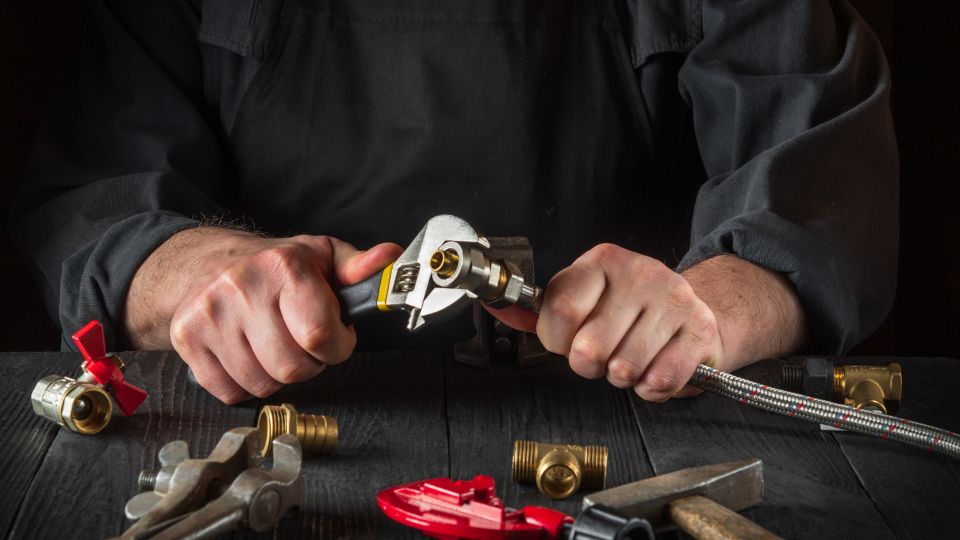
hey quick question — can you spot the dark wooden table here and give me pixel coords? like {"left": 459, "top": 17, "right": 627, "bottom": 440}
{"left": 2, "top": 351, "right": 958, "bottom": 539}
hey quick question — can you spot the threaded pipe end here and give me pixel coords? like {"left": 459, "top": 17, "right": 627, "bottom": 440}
{"left": 138, "top": 470, "right": 157, "bottom": 491}
{"left": 512, "top": 440, "right": 538, "bottom": 483}
{"left": 781, "top": 364, "right": 802, "bottom": 392}
{"left": 581, "top": 445, "right": 608, "bottom": 490}
{"left": 258, "top": 405, "right": 291, "bottom": 457}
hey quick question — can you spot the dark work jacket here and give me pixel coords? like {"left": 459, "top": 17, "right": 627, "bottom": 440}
{"left": 10, "top": 0, "right": 898, "bottom": 353}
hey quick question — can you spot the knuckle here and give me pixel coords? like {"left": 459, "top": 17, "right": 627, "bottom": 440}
{"left": 665, "top": 275, "right": 695, "bottom": 308}
{"left": 643, "top": 367, "right": 682, "bottom": 397}
{"left": 689, "top": 308, "right": 719, "bottom": 341}
{"left": 546, "top": 292, "right": 586, "bottom": 329}
{"left": 274, "top": 359, "right": 319, "bottom": 384}
{"left": 570, "top": 334, "right": 604, "bottom": 365}
{"left": 217, "top": 390, "right": 249, "bottom": 405}
{"left": 608, "top": 359, "right": 641, "bottom": 385}
{"left": 260, "top": 244, "right": 306, "bottom": 278}
{"left": 247, "top": 378, "right": 280, "bottom": 399}
{"left": 584, "top": 243, "right": 623, "bottom": 266}
{"left": 301, "top": 323, "right": 335, "bottom": 353}
{"left": 217, "top": 267, "right": 248, "bottom": 295}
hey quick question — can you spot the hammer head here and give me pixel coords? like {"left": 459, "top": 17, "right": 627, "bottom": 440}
{"left": 582, "top": 460, "right": 763, "bottom": 529}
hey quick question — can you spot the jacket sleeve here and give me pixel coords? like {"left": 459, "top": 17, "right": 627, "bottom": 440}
{"left": 676, "top": 0, "right": 898, "bottom": 353}
{"left": 8, "top": 1, "right": 226, "bottom": 349}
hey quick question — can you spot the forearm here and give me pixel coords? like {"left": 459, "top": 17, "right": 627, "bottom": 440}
{"left": 681, "top": 254, "right": 808, "bottom": 371}
{"left": 122, "top": 226, "right": 259, "bottom": 349}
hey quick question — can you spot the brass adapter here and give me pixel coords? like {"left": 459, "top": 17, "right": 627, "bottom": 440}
{"left": 257, "top": 403, "right": 338, "bottom": 457}
{"left": 834, "top": 364, "right": 902, "bottom": 415}
{"left": 31, "top": 374, "right": 113, "bottom": 434}
{"left": 512, "top": 440, "right": 607, "bottom": 499}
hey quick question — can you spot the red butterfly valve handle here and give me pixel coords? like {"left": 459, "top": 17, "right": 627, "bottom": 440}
{"left": 377, "top": 475, "right": 572, "bottom": 540}
{"left": 30, "top": 320, "right": 148, "bottom": 434}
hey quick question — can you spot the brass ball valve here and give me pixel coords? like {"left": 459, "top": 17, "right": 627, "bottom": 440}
{"left": 31, "top": 320, "right": 148, "bottom": 434}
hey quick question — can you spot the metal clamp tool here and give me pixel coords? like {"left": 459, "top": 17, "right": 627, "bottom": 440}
{"left": 116, "top": 427, "right": 302, "bottom": 539}
{"left": 337, "top": 214, "right": 543, "bottom": 332}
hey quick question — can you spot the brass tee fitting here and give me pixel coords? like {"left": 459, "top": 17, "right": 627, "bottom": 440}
{"left": 257, "top": 403, "right": 338, "bottom": 457}
{"left": 512, "top": 440, "right": 607, "bottom": 499}
{"left": 782, "top": 358, "right": 902, "bottom": 414}
{"left": 834, "top": 364, "right": 902, "bottom": 415}
{"left": 31, "top": 374, "right": 113, "bottom": 434}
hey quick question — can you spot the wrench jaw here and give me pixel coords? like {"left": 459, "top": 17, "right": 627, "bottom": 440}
{"left": 382, "top": 214, "right": 487, "bottom": 332}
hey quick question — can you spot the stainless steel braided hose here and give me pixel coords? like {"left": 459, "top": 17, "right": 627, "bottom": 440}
{"left": 689, "top": 364, "right": 960, "bottom": 460}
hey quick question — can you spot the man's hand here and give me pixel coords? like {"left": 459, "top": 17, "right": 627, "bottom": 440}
{"left": 123, "top": 227, "right": 401, "bottom": 404}
{"left": 489, "top": 245, "right": 807, "bottom": 401}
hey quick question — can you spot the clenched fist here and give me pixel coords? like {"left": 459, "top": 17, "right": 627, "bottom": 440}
{"left": 491, "top": 245, "right": 808, "bottom": 401}
{"left": 123, "top": 227, "right": 401, "bottom": 403}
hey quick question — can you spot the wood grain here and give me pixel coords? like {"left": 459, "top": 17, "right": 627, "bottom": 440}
{"left": 444, "top": 355, "right": 654, "bottom": 518}
{"left": 827, "top": 357, "right": 960, "bottom": 539}
{"left": 8, "top": 350, "right": 258, "bottom": 539}
{"left": 0, "top": 352, "right": 78, "bottom": 537}
{"left": 628, "top": 359, "right": 897, "bottom": 539}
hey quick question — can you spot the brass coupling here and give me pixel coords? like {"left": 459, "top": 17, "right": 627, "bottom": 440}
{"left": 31, "top": 374, "right": 113, "bottom": 434}
{"left": 512, "top": 440, "right": 608, "bottom": 499}
{"left": 257, "top": 403, "right": 338, "bottom": 457}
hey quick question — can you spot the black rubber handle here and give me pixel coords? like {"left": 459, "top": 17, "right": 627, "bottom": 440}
{"left": 337, "top": 271, "right": 384, "bottom": 326}
{"left": 563, "top": 505, "right": 654, "bottom": 540}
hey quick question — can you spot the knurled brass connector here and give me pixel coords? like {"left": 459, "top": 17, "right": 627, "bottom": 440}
{"left": 512, "top": 440, "right": 607, "bottom": 499}
{"left": 257, "top": 403, "right": 338, "bottom": 457}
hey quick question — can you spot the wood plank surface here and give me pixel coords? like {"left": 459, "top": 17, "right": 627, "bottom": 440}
{"left": 252, "top": 351, "right": 448, "bottom": 540}
{"left": 444, "top": 356, "right": 654, "bottom": 518}
{"left": 0, "top": 352, "right": 78, "bottom": 538}
{"left": 628, "top": 359, "right": 897, "bottom": 539}
{"left": 827, "top": 357, "right": 960, "bottom": 539}
{"left": 8, "top": 350, "right": 258, "bottom": 539}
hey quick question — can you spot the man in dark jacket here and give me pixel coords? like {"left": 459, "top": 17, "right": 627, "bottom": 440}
{"left": 11, "top": 0, "right": 897, "bottom": 404}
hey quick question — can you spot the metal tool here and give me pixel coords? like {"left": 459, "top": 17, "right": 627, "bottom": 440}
{"left": 583, "top": 460, "right": 779, "bottom": 539}
{"left": 512, "top": 440, "right": 608, "bottom": 499}
{"left": 117, "top": 427, "right": 302, "bottom": 539}
{"left": 378, "top": 475, "right": 653, "bottom": 539}
{"left": 31, "top": 320, "right": 147, "bottom": 434}
{"left": 781, "top": 358, "right": 902, "bottom": 414}
{"left": 257, "top": 403, "right": 337, "bottom": 457}
{"left": 337, "top": 214, "right": 543, "bottom": 332}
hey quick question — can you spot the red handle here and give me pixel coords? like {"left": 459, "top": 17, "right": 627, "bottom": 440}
{"left": 72, "top": 320, "right": 148, "bottom": 416}
{"left": 377, "top": 475, "right": 572, "bottom": 539}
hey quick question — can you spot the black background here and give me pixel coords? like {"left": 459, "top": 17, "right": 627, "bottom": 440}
{"left": 1, "top": 1, "right": 956, "bottom": 356}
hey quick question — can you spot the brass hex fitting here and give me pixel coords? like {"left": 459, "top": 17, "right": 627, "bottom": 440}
{"left": 512, "top": 440, "right": 607, "bottom": 499}
{"left": 835, "top": 363, "right": 902, "bottom": 415}
{"left": 257, "top": 403, "right": 338, "bottom": 457}
{"left": 31, "top": 374, "right": 113, "bottom": 434}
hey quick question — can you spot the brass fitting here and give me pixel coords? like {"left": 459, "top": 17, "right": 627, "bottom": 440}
{"left": 31, "top": 374, "right": 113, "bottom": 434}
{"left": 512, "top": 440, "right": 607, "bottom": 499}
{"left": 257, "top": 403, "right": 338, "bottom": 457}
{"left": 782, "top": 359, "right": 902, "bottom": 415}
{"left": 834, "top": 364, "right": 902, "bottom": 415}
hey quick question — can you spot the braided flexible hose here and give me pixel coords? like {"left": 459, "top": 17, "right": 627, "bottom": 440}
{"left": 689, "top": 364, "right": 960, "bottom": 460}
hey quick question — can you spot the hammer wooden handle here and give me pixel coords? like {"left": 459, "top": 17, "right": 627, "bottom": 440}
{"left": 667, "top": 495, "right": 781, "bottom": 540}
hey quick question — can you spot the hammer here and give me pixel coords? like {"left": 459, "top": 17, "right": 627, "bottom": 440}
{"left": 583, "top": 460, "right": 779, "bottom": 540}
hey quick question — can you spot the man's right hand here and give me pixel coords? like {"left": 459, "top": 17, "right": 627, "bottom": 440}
{"left": 123, "top": 227, "right": 401, "bottom": 404}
